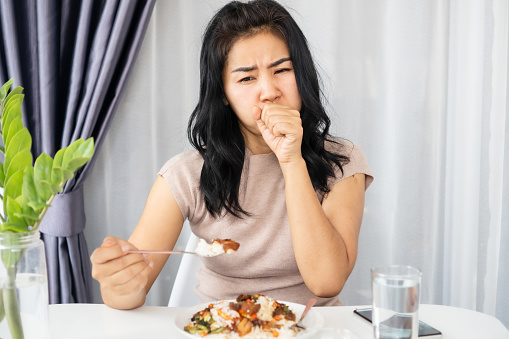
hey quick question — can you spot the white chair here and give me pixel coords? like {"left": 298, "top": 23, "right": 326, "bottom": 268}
{"left": 168, "top": 232, "right": 202, "bottom": 307}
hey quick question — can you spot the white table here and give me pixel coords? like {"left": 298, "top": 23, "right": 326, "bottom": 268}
{"left": 49, "top": 303, "right": 509, "bottom": 339}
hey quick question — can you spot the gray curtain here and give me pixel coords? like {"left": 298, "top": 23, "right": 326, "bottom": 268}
{"left": 0, "top": 0, "right": 156, "bottom": 303}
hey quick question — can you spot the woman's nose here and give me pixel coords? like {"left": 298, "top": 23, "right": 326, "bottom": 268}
{"left": 259, "top": 77, "right": 281, "bottom": 103}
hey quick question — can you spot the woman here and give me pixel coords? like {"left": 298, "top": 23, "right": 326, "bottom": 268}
{"left": 91, "top": 0, "right": 373, "bottom": 310}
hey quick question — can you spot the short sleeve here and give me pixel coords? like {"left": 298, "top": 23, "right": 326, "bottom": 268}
{"left": 157, "top": 150, "right": 204, "bottom": 220}
{"left": 327, "top": 139, "right": 374, "bottom": 190}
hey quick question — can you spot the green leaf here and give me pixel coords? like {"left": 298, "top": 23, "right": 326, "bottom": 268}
{"left": 34, "top": 153, "right": 54, "bottom": 201}
{"left": 0, "top": 221, "right": 29, "bottom": 233}
{"left": 66, "top": 138, "right": 95, "bottom": 172}
{"left": 19, "top": 189, "right": 41, "bottom": 225}
{"left": 2, "top": 107, "right": 21, "bottom": 146}
{"left": 3, "top": 170, "right": 23, "bottom": 213}
{"left": 14, "top": 195, "right": 22, "bottom": 205}
{"left": 4, "top": 87, "right": 24, "bottom": 107}
{"left": 0, "top": 78, "right": 14, "bottom": 104}
{"left": 3, "top": 93, "right": 23, "bottom": 115}
{"left": 4, "top": 170, "right": 23, "bottom": 198}
{"left": 51, "top": 166, "right": 73, "bottom": 182}
{"left": 62, "top": 139, "right": 84, "bottom": 168}
{"left": 39, "top": 179, "right": 62, "bottom": 196}
{"left": 60, "top": 168, "right": 74, "bottom": 181}
{"left": 5, "top": 196, "right": 27, "bottom": 227}
{"left": 76, "top": 137, "right": 95, "bottom": 158}
{"left": 66, "top": 157, "right": 90, "bottom": 174}
{"left": 5, "top": 117, "right": 24, "bottom": 149}
{"left": 5, "top": 148, "right": 32, "bottom": 180}
{"left": 14, "top": 212, "right": 39, "bottom": 225}
{"left": 7, "top": 128, "right": 31, "bottom": 153}
{"left": 51, "top": 148, "right": 65, "bottom": 184}
{"left": 2, "top": 94, "right": 23, "bottom": 131}
{"left": 0, "top": 165, "right": 4, "bottom": 188}
{"left": 4, "top": 128, "right": 32, "bottom": 173}
{"left": 21, "top": 166, "right": 44, "bottom": 225}
{"left": 27, "top": 200, "right": 49, "bottom": 214}
{"left": 22, "top": 166, "right": 37, "bottom": 198}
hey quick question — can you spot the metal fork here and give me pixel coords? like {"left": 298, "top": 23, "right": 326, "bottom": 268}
{"left": 127, "top": 250, "right": 199, "bottom": 255}
{"left": 295, "top": 298, "right": 317, "bottom": 330}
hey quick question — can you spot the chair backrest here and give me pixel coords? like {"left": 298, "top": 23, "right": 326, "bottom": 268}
{"left": 168, "top": 232, "right": 202, "bottom": 307}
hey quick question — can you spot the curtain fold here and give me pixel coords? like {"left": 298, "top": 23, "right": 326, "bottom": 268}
{"left": 0, "top": 0, "right": 156, "bottom": 303}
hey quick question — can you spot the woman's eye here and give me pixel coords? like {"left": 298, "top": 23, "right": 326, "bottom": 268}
{"left": 239, "top": 76, "right": 254, "bottom": 83}
{"left": 275, "top": 68, "right": 291, "bottom": 74}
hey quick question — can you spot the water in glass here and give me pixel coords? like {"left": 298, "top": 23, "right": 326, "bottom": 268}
{"left": 0, "top": 231, "right": 50, "bottom": 339}
{"left": 372, "top": 266, "right": 421, "bottom": 339}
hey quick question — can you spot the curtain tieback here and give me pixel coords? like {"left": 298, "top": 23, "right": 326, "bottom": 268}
{"left": 39, "top": 186, "right": 86, "bottom": 237}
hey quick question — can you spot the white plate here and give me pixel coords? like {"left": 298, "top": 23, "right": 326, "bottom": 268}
{"left": 174, "top": 300, "right": 324, "bottom": 338}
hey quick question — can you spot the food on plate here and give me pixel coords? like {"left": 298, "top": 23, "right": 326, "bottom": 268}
{"left": 195, "top": 238, "right": 240, "bottom": 257}
{"left": 184, "top": 294, "right": 301, "bottom": 338}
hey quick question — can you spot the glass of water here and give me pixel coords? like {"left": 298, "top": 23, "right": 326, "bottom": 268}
{"left": 371, "top": 265, "right": 422, "bottom": 339}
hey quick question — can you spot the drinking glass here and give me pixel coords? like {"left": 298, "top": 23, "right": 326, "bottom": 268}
{"left": 371, "top": 265, "right": 422, "bottom": 339}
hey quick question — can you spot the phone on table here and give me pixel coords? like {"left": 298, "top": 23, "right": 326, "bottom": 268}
{"left": 353, "top": 308, "right": 442, "bottom": 338}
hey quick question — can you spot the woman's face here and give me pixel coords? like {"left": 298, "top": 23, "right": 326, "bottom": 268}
{"left": 222, "top": 31, "right": 302, "bottom": 145}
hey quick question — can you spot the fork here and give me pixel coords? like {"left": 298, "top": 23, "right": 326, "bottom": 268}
{"left": 127, "top": 250, "right": 199, "bottom": 255}
{"left": 295, "top": 298, "right": 317, "bottom": 330}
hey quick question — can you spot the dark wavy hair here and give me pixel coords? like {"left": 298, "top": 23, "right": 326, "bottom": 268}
{"left": 188, "top": 0, "right": 349, "bottom": 218}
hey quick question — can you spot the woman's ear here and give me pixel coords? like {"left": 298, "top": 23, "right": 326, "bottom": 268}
{"left": 222, "top": 96, "right": 229, "bottom": 105}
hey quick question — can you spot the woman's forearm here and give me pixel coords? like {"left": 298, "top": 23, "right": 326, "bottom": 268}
{"left": 281, "top": 158, "right": 354, "bottom": 297}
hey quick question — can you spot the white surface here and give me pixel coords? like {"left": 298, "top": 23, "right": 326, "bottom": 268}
{"left": 173, "top": 301, "right": 323, "bottom": 338}
{"left": 49, "top": 304, "right": 509, "bottom": 339}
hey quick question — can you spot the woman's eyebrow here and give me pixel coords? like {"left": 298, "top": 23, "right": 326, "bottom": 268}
{"left": 268, "top": 57, "right": 291, "bottom": 68}
{"left": 231, "top": 57, "right": 292, "bottom": 73}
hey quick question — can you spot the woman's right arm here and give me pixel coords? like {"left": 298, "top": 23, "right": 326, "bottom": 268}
{"left": 90, "top": 176, "right": 185, "bottom": 309}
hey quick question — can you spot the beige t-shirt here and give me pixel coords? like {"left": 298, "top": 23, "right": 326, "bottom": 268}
{"left": 158, "top": 139, "right": 373, "bottom": 306}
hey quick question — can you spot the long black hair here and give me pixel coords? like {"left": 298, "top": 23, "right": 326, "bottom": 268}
{"left": 188, "top": 0, "right": 349, "bottom": 218}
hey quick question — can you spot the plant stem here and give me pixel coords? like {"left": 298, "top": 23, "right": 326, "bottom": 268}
{"left": 0, "top": 287, "right": 4, "bottom": 323}
{"left": 1, "top": 240, "right": 25, "bottom": 339}
{"left": 3, "top": 266, "right": 24, "bottom": 339}
{"left": 0, "top": 191, "right": 3, "bottom": 222}
{"left": 32, "top": 194, "right": 56, "bottom": 231}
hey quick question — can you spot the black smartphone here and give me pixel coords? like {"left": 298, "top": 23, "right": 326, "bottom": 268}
{"left": 353, "top": 308, "right": 442, "bottom": 338}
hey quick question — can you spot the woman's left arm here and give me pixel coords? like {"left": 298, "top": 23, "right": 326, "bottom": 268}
{"left": 282, "top": 159, "right": 366, "bottom": 297}
{"left": 253, "top": 103, "right": 366, "bottom": 297}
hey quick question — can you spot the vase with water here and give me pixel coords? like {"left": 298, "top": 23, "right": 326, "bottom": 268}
{"left": 0, "top": 230, "right": 50, "bottom": 339}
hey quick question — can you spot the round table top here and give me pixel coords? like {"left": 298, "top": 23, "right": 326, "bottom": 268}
{"left": 49, "top": 303, "right": 509, "bottom": 339}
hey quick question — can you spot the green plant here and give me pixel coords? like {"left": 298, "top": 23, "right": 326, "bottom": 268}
{"left": 0, "top": 78, "right": 95, "bottom": 339}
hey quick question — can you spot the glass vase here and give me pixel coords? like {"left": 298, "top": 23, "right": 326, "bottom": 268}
{"left": 0, "top": 230, "right": 50, "bottom": 339}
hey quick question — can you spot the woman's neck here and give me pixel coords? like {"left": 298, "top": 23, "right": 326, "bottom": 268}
{"left": 244, "top": 136, "right": 272, "bottom": 155}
